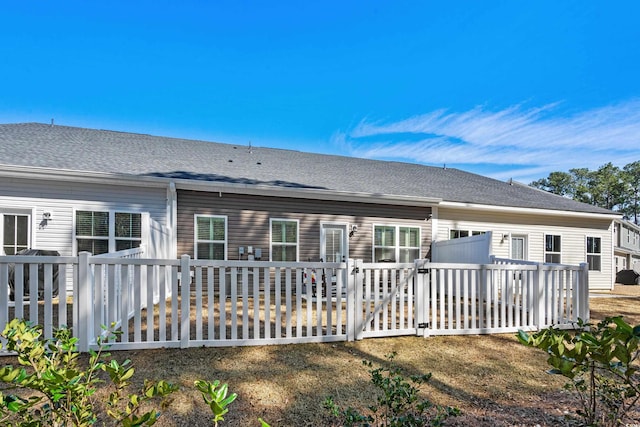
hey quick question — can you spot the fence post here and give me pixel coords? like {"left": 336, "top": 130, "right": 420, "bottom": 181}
{"left": 76, "top": 252, "right": 93, "bottom": 352}
{"left": 346, "top": 259, "right": 362, "bottom": 341}
{"left": 415, "top": 259, "right": 428, "bottom": 337}
{"left": 180, "top": 254, "right": 191, "bottom": 349}
{"left": 534, "top": 262, "right": 545, "bottom": 330}
{"left": 578, "top": 263, "right": 590, "bottom": 322}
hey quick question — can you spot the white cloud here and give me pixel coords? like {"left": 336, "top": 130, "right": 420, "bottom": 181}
{"left": 338, "top": 99, "right": 640, "bottom": 182}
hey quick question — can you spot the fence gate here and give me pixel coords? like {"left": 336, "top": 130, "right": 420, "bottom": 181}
{"left": 353, "top": 260, "right": 420, "bottom": 340}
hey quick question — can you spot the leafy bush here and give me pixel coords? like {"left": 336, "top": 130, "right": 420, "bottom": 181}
{"left": 324, "top": 352, "right": 459, "bottom": 426}
{"left": 0, "top": 319, "right": 177, "bottom": 426}
{"left": 518, "top": 316, "right": 640, "bottom": 427}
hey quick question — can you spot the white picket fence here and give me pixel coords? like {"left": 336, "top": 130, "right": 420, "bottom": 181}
{"left": 0, "top": 253, "right": 589, "bottom": 353}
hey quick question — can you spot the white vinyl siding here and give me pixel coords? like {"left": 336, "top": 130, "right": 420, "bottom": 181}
{"left": 0, "top": 178, "right": 167, "bottom": 257}
{"left": 436, "top": 207, "right": 614, "bottom": 290}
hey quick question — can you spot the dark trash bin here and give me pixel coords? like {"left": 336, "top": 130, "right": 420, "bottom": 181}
{"left": 8, "top": 249, "right": 60, "bottom": 300}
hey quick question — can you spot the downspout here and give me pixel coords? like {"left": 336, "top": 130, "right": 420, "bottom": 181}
{"left": 168, "top": 182, "right": 177, "bottom": 258}
{"left": 429, "top": 206, "right": 438, "bottom": 261}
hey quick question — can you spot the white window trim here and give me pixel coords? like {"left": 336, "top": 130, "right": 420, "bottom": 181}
{"left": 194, "top": 214, "right": 228, "bottom": 260}
{"left": 544, "top": 233, "right": 562, "bottom": 264}
{"left": 269, "top": 218, "right": 299, "bottom": 262}
{"left": 372, "top": 224, "right": 422, "bottom": 263}
{"left": 586, "top": 235, "right": 602, "bottom": 272}
{"left": 0, "top": 209, "right": 35, "bottom": 255}
{"left": 73, "top": 208, "right": 147, "bottom": 255}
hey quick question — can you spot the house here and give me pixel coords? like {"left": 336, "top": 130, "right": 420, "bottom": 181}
{"left": 0, "top": 122, "right": 620, "bottom": 291}
{"left": 613, "top": 219, "right": 640, "bottom": 284}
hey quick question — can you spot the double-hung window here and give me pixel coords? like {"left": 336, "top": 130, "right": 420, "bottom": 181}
{"left": 586, "top": 236, "right": 601, "bottom": 271}
{"left": 271, "top": 219, "right": 298, "bottom": 261}
{"left": 195, "top": 215, "right": 227, "bottom": 260}
{"left": 544, "top": 234, "right": 561, "bottom": 264}
{"left": 374, "top": 225, "right": 421, "bottom": 262}
{"left": 76, "top": 210, "right": 142, "bottom": 255}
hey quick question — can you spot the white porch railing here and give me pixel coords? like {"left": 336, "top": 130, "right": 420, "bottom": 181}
{"left": 0, "top": 254, "right": 590, "bottom": 353}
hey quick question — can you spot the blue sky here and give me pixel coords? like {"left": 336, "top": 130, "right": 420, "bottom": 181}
{"left": 1, "top": 1, "right": 639, "bottom": 183}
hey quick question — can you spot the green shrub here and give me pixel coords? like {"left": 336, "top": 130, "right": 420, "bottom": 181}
{"left": 0, "top": 319, "right": 177, "bottom": 426}
{"left": 518, "top": 316, "right": 640, "bottom": 427}
{"left": 324, "top": 352, "right": 459, "bottom": 426}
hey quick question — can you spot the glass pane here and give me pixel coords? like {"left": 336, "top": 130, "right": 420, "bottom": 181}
{"left": 76, "top": 211, "right": 92, "bottom": 236}
{"left": 512, "top": 238, "right": 525, "bottom": 260}
{"left": 197, "top": 242, "right": 225, "bottom": 260}
{"left": 197, "top": 217, "right": 225, "bottom": 241}
{"left": 324, "top": 228, "right": 343, "bottom": 262}
{"left": 3, "top": 216, "right": 14, "bottom": 245}
{"left": 78, "top": 239, "right": 109, "bottom": 255}
{"left": 375, "top": 226, "right": 395, "bottom": 246}
{"left": 77, "top": 211, "right": 109, "bottom": 237}
{"left": 587, "top": 237, "right": 601, "bottom": 254}
{"left": 375, "top": 248, "right": 395, "bottom": 262}
{"left": 272, "top": 245, "right": 296, "bottom": 261}
{"left": 588, "top": 255, "right": 601, "bottom": 271}
{"left": 272, "top": 221, "right": 297, "bottom": 244}
{"left": 116, "top": 213, "right": 141, "bottom": 238}
{"left": 116, "top": 239, "right": 141, "bottom": 251}
{"left": 16, "top": 216, "right": 28, "bottom": 246}
{"left": 399, "top": 248, "right": 419, "bottom": 263}
{"left": 545, "top": 253, "right": 561, "bottom": 264}
{"left": 399, "top": 227, "right": 419, "bottom": 247}
{"left": 284, "top": 222, "right": 297, "bottom": 243}
{"left": 545, "top": 235, "right": 561, "bottom": 252}
{"left": 272, "top": 222, "right": 283, "bottom": 243}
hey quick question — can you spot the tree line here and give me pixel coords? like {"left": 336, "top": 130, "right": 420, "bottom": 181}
{"left": 529, "top": 161, "right": 640, "bottom": 224}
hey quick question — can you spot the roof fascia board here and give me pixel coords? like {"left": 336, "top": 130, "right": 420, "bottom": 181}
{"left": 439, "top": 200, "right": 621, "bottom": 220}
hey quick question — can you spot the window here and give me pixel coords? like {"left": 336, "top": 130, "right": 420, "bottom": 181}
{"left": 76, "top": 210, "right": 142, "bottom": 255}
{"left": 374, "top": 225, "right": 421, "bottom": 262}
{"left": 587, "top": 236, "right": 601, "bottom": 271}
{"left": 544, "top": 234, "right": 561, "bottom": 264}
{"left": 271, "top": 219, "right": 298, "bottom": 261}
{"left": 450, "top": 229, "right": 469, "bottom": 239}
{"left": 449, "top": 229, "right": 485, "bottom": 239}
{"left": 195, "top": 215, "right": 227, "bottom": 260}
{"left": 2, "top": 214, "right": 29, "bottom": 255}
{"left": 115, "top": 213, "right": 142, "bottom": 251}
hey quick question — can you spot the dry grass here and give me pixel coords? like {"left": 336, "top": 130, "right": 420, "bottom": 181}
{"left": 5, "top": 285, "right": 640, "bottom": 426}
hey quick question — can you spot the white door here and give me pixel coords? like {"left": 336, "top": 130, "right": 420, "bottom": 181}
{"left": 320, "top": 224, "right": 347, "bottom": 262}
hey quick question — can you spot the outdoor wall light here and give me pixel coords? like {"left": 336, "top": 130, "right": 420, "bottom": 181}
{"left": 501, "top": 233, "right": 509, "bottom": 243}
{"left": 349, "top": 224, "right": 358, "bottom": 237}
{"left": 43, "top": 212, "right": 52, "bottom": 221}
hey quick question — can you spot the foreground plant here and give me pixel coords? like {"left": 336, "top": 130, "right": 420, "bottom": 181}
{"left": 518, "top": 316, "right": 640, "bottom": 427}
{"left": 324, "top": 352, "right": 459, "bottom": 426}
{"left": 0, "top": 319, "right": 177, "bottom": 426}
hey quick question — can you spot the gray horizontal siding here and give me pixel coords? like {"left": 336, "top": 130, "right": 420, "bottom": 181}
{"left": 177, "top": 190, "right": 432, "bottom": 262}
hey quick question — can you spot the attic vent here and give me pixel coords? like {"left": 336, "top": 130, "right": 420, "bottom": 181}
{"left": 256, "top": 162, "right": 262, "bottom": 165}
{"left": 228, "top": 159, "right": 233, "bottom": 163}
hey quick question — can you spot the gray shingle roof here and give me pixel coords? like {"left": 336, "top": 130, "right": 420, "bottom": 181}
{"left": 0, "top": 122, "right": 614, "bottom": 215}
